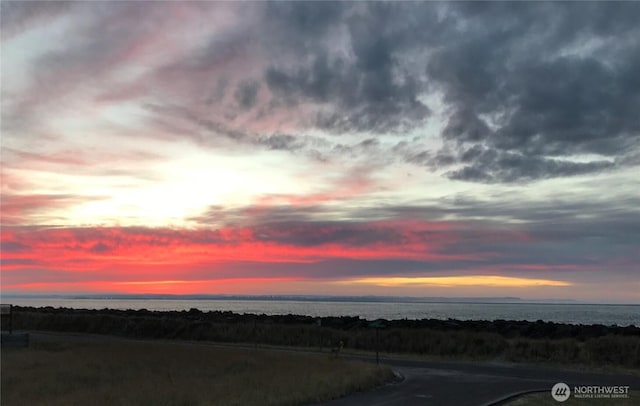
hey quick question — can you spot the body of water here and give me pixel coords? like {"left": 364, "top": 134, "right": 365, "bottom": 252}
{"left": 4, "top": 297, "right": 639, "bottom": 326}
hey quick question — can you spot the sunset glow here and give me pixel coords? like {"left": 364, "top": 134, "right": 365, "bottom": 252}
{"left": 1, "top": 2, "right": 639, "bottom": 302}
{"left": 338, "top": 276, "right": 572, "bottom": 288}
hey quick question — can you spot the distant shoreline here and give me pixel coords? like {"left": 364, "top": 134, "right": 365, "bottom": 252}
{"left": 3, "top": 293, "right": 638, "bottom": 306}
{"left": 3, "top": 296, "right": 639, "bottom": 327}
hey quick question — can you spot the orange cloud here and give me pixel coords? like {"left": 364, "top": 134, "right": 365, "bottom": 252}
{"left": 337, "top": 275, "right": 572, "bottom": 288}
{"left": 5, "top": 277, "right": 300, "bottom": 295}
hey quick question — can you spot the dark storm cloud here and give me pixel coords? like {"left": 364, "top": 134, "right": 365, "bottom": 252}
{"left": 265, "top": 52, "right": 430, "bottom": 134}
{"left": 425, "top": 2, "right": 640, "bottom": 182}
{"left": 7, "top": 2, "right": 640, "bottom": 183}
{"left": 263, "top": 2, "right": 432, "bottom": 133}
{"left": 257, "top": 1, "right": 640, "bottom": 180}
{"left": 447, "top": 147, "right": 615, "bottom": 183}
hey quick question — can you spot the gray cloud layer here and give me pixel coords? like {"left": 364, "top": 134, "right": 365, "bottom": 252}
{"left": 186, "top": 192, "right": 640, "bottom": 279}
{"left": 3, "top": 1, "right": 640, "bottom": 183}
{"left": 262, "top": 2, "right": 640, "bottom": 181}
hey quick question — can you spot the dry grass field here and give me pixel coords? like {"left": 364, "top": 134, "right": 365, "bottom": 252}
{"left": 1, "top": 336, "right": 394, "bottom": 406}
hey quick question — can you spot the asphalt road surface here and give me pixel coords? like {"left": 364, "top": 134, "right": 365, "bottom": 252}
{"left": 318, "top": 357, "right": 640, "bottom": 406}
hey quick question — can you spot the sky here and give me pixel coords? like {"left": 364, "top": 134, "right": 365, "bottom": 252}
{"left": 1, "top": 1, "right": 639, "bottom": 302}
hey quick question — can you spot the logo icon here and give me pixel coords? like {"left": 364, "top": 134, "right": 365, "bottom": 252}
{"left": 551, "top": 383, "right": 571, "bottom": 402}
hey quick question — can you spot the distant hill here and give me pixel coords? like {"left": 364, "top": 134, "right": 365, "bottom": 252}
{"left": 1, "top": 292, "right": 581, "bottom": 304}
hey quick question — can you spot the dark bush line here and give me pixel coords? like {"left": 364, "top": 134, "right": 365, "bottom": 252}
{"left": 11, "top": 306, "right": 640, "bottom": 368}
{"left": 14, "top": 306, "right": 639, "bottom": 339}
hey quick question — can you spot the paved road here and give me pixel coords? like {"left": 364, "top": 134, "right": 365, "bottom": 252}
{"left": 318, "top": 357, "right": 640, "bottom": 406}
{"left": 25, "top": 331, "right": 640, "bottom": 406}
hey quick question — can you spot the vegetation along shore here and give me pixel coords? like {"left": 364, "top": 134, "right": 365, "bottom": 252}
{"left": 9, "top": 306, "right": 640, "bottom": 370}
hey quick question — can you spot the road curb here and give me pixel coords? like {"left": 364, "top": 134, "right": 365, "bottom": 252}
{"left": 482, "top": 388, "right": 548, "bottom": 406}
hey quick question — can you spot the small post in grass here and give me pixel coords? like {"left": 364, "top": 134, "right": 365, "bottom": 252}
{"left": 316, "top": 318, "right": 322, "bottom": 352}
{"left": 253, "top": 318, "right": 258, "bottom": 349}
{"left": 1, "top": 304, "right": 12, "bottom": 334}
{"left": 1, "top": 304, "right": 28, "bottom": 347}
{"left": 368, "top": 319, "right": 385, "bottom": 365}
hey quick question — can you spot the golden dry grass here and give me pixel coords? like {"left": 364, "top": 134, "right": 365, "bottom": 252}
{"left": 1, "top": 337, "right": 393, "bottom": 406}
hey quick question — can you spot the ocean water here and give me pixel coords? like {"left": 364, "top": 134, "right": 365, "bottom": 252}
{"left": 4, "top": 297, "right": 639, "bottom": 326}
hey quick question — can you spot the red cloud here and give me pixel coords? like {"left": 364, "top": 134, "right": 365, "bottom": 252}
{"left": 1, "top": 220, "right": 485, "bottom": 292}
